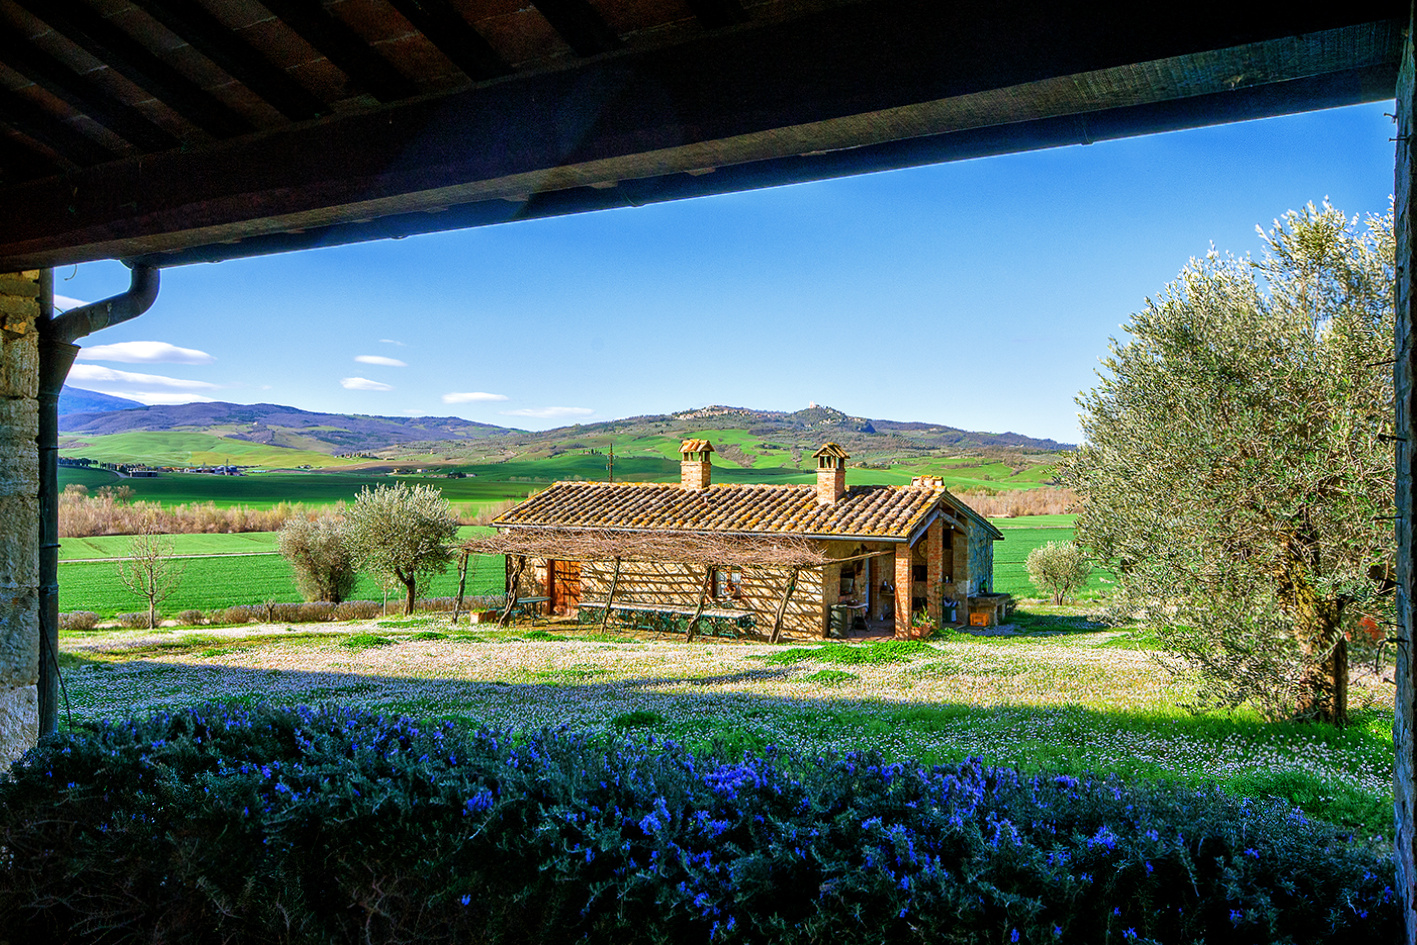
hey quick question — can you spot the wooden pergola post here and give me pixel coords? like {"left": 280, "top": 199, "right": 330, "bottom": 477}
{"left": 601, "top": 556, "right": 621, "bottom": 632}
{"left": 685, "top": 565, "right": 713, "bottom": 642}
{"left": 770, "top": 567, "right": 801, "bottom": 644}
{"left": 499, "top": 555, "right": 526, "bottom": 627}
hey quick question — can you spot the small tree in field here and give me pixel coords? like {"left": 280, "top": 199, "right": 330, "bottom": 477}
{"left": 115, "top": 531, "right": 186, "bottom": 629}
{"left": 345, "top": 483, "right": 458, "bottom": 615}
{"left": 278, "top": 513, "right": 358, "bottom": 603}
{"left": 1025, "top": 541, "right": 1092, "bottom": 605}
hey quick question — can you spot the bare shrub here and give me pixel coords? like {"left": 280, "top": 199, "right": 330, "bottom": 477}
{"left": 116, "top": 612, "right": 150, "bottom": 628}
{"left": 59, "top": 491, "right": 332, "bottom": 538}
{"left": 297, "top": 602, "right": 337, "bottom": 622}
{"left": 59, "top": 611, "right": 98, "bottom": 631}
{"left": 957, "top": 487, "right": 1076, "bottom": 519}
{"left": 333, "top": 600, "right": 382, "bottom": 621}
{"left": 220, "top": 605, "right": 259, "bottom": 625}
{"left": 468, "top": 498, "right": 520, "bottom": 526}
{"left": 176, "top": 610, "right": 206, "bottom": 625}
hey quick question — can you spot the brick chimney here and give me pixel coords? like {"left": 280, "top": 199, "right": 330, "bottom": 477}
{"left": 813, "top": 443, "right": 849, "bottom": 505}
{"left": 680, "top": 439, "right": 714, "bottom": 491}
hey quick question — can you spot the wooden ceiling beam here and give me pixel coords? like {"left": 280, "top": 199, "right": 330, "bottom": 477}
{"left": 257, "top": 0, "right": 419, "bottom": 103}
{"left": 385, "top": 0, "right": 511, "bottom": 81}
{"left": 684, "top": 0, "right": 749, "bottom": 30}
{"left": 0, "top": 31, "right": 178, "bottom": 153}
{"left": 531, "top": 0, "right": 623, "bottom": 57}
{"left": 0, "top": 2, "right": 1403, "bottom": 269}
{"left": 0, "top": 86, "right": 116, "bottom": 167}
{"left": 128, "top": 0, "right": 327, "bottom": 121}
{"left": 12, "top": 0, "right": 253, "bottom": 138}
{"left": 0, "top": 132, "right": 64, "bottom": 184}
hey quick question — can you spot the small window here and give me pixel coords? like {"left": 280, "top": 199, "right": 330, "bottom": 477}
{"left": 713, "top": 567, "right": 742, "bottom": 599}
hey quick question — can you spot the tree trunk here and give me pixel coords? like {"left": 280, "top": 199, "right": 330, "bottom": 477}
{"left": 401, "top": 570, "right": 417, "bottom": 616}
{"left": 453, "top": 551, "right": 469, "bottom": 623}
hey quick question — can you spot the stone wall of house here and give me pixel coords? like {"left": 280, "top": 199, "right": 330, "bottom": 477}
{"left": 0, "top": 270, "right": 41, "bottom": 765}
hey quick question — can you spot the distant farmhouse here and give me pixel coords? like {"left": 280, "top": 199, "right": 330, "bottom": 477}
{"left": 478, "top": 440, "right": 1006, "bottom": 640}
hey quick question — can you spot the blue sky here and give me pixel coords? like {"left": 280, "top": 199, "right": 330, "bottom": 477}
{"left": 60, "top": 101, "right": 1397, "bottom": 444}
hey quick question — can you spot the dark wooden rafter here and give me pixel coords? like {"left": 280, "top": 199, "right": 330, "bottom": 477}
{"left": 684, "top": 0, "right": 748, "bottom": 30}
{"left": 12, "top": 0, "right": 253, "bottom": 138}
{"left": 257, "top": 0, "right": 418, "bottom": 103}
{"left": 532, "top": 0, "right": 622, "bottom": 56}
{"left": 0, "top": 130, "right": 61, "bottom": 182}
{"left": 0, "top": 32, "right": 178, "bottom": 151}
{"left": 127, "top": 0, "right": 326, "bottom": 121}
{"left": 385, "top": 0, "right": 510, "bottom": 81}
{"left": 0, "top": 86, "right": 115, "bottom": 166}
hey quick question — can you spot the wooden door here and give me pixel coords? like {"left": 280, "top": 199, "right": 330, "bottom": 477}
{"left": 549, "top": 560, "right": 581, "bottom": 616}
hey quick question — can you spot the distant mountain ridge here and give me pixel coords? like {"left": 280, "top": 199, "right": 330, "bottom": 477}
{"left": 58, "top": 398, "right": 1071, "bottom": 465}
{"left": 58, "top": 387, "right": 145, "bottom": 417}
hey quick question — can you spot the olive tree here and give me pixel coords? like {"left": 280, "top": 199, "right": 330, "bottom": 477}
{"left": 115, "top": 530, "right": 186, "bottom": 630}
{"left": 278, "top": 512, "right": 359, "bottom": 603}
{"left": 1025, "top": 541, "right": 1092, "bottom": 605}
{"left": 344, "top": 483, "right": 459, "bottom": 615}
{"left": 1062, "top": 202, "right": 1394, "bottom": 724}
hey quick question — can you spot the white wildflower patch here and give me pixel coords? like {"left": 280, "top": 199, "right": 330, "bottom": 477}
{"left": 59, "top": 620, "right": 1394, "bottom": 808}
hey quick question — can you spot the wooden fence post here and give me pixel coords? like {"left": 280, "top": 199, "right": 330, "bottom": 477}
{"left": 452, "top": 550, "right": 469, "bottom": 623}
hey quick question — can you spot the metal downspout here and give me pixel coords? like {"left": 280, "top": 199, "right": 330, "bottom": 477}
{"left": 37, "top": 264, "right": 160, "bottom": 735}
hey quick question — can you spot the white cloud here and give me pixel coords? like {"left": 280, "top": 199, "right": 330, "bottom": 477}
{"left": 501, "top": 406, "right": 594, "bottom": 419}
{"left": 354, "top": 354, "right": 407, "bottom": 367}
{"left": 54, "top": 294, "right": 88, "bottom": 311}
{"left": 69, "top": 364, "right": 219, "bottom": 391}
{"left": 94, "top": 390, "right": 217, "bottom": 406}
{"left": 379, "top": 338, "right": 406, "bottom": 346}
{"left": 442, "top": 391, "right": 508, "bottom": 404}
{"left": 78, "top": 341, "right": 216, "bottom": 365}
{"left": 340, "top": 377, "right": 393, "bottom": 391}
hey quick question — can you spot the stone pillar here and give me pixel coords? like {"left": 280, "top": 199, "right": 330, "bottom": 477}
{"left": 1396, "top": 9, "right": 1417, "bottom": 940}
{"left": 893, "top": 546, "right": 912, "bottom": 639}
{"left": 925, "top": 519, "right": 943, "bottom": 625}
{"left": 0, "top": 270, "right": 43, "bottom": 766}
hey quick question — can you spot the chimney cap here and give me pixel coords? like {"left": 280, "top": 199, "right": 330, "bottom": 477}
{"left": 680, "top": 439, "right": 714, "bottom": 455}
{"left": 813, "top": 442, "right": 849, "bottom": 459}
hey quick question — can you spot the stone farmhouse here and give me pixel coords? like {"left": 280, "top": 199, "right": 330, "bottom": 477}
{"left": 487, "top": 440, "right": 1005, "bottom": 640}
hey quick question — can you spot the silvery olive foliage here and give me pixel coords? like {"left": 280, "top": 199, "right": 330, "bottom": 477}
{"left": 1025, "top": 540, "right": 1093, "bottom": 605}
{"left": 278, "top": 512, "right": 359, "bottom": 604}
{"left": 1063, "top": 203, "right": 1395, "bottom": 723}
{"left": 345, "top": 482, "right": 459, "bottom": 615}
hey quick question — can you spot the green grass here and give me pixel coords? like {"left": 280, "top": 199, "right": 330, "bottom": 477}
{"left": 59, "top": 431, "right": 352, "bottom": 469}
{"left": 58, "top": 553, "right": 505, "bottom": 618}
{"left": 765, "top": 640, "right": 938, "bottom": 665}
{"left": 993, "top": 525, "right": 1111, "bottom": 601}
{"left": 803, "top": 669, "right": 859, "bottom": 686}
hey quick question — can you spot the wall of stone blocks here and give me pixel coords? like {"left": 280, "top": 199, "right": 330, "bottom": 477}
{"left": 0, "top": 270, "right": 41, "bottom": 765}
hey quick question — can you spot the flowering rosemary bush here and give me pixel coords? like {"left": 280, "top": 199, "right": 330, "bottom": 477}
{"left": 0, "top": 705, "right": 1395, "bottom": 943}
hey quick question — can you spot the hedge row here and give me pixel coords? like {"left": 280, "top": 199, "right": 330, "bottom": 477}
{"left": 58, "top": 595, "right": 506, "bottom": 630}
{"left": 0, "top": 704, "right": 1397, "bottom": 943}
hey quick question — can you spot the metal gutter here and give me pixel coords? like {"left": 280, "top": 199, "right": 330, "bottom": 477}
{"left": 36, "top": 263, "right": 159, "bottom": 735}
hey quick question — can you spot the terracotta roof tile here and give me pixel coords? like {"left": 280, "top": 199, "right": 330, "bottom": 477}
{"left": 494, "top": 480, "right": 994, "bottom": 540}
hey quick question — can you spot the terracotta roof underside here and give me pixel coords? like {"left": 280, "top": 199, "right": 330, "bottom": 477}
{"left": 494, "top": 480, "right": 958, "bottom": 540}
